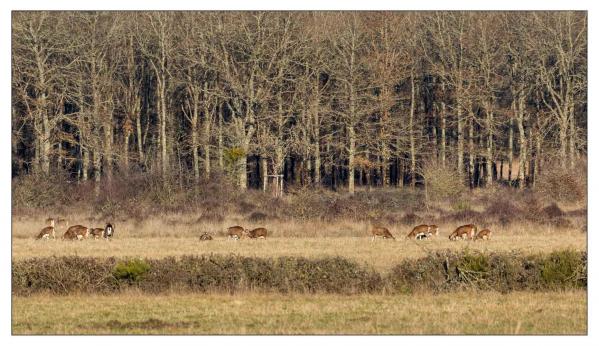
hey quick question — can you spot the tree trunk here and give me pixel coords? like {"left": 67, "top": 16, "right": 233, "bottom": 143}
{"left": 516, "top": 95, "right": 527, "bottom": 189}
{"left": 569, "top": 107, "right": 576, "bottom": 168}
{"left": 136, "top": 113, "right": 144, "bottom": 164}
{"left": 508, "top": 115, "right": 513, "bottom": 182}
{"left": 409, "top": 70, "right": 416, "bottom": 187}
{"left": 468, "top": 115, "right": 475, "bottom": 188}
{"left": 218, "top": 105, "right": 224, "bottom": 170}
{"left": 203, "top": 108, "right": 211, "bottom": 178}
{"left": 486, "top": 107, "right": 494, "bottom": 186}
{"left": 191, "top": 113, "right": 199, "bottom": 183}
{"left": 456, "top": 93, "right": 464, "bottom": 178}
{"left": 440, "top": 81, "right": 447, "bottom": 167}
{"left": 348, "top": 124, "right": 356, "bottom": 195}
{"left": 261, "top": 156, "right": 268, "bottom": 191}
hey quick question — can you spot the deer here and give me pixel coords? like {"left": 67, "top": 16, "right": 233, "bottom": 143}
{"left": 406, "top": 224, "right": 439, "bottom": 240}
{"left": 449, "top": 224, "right": 477, "bottom": 241}
{"left": 199, "top": 232, "right": 213, "bottom": 241}
{"left": 370, "top": 225, "right": 395, "bottom": 241}
{"left": 227, "top": 226, "right": 247, "bottom": 240}
{"left": 104, "top": 223, "right": 115, "bottom": 239}
{"left": 63, "top": 225, "right": 90, "bottom": 240}
{"left": 36, "top": 223, "right": 55, "bottom": 240}
{"left": 247, "top": 227, "right": 268, "bottom": 239}
{"left": 89, "top": 227, "right": 105, "bottom": 239}
{"left": 88, "top": 224, "right": 114, "bottom": 240}
{"left": 474, "top": 228, "right": 492, "bottom": 241}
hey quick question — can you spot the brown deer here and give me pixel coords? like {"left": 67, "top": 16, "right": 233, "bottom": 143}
{"left": 89, "top": 228, "right": 105, "bottom": 239}
{"left": 63, "top": 225, "right": 90, "bottom": 240}
{"left": 406, "top": 224, "right": 439, "bottom": 240}
{"left": 474, "top": 228, "right": 492, "bottom": 241}
{"left": 36, "top": 225, "right": 55, "bottom": 240}
{"left": 227, "top": 226, "right": 246, "bottom": 240}
{"left": 449, "top": 224, "right": 477, "bottom": 241}
{"left": 370, "top": 226, "right": 395, "bottom": 241}
{"left": 199, "top": 232, "right": 213, "bottom": 241}
{"left": 247, "top": 227, "right": 268, "bottom": 239}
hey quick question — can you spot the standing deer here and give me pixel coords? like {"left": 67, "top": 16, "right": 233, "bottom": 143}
{"left": 370, "top": 225, "right": 395, "bottom": 241}
{"left": 63, "top": 225, "right": 90, "bottom": 240}
{"left": 474, "top": 228, "right": 492, "bottom": 241}
{"left": 449, "top": 224, "right": 477, "bottom": 241}
{"left": 227, "top": 226, "right": 246, "bottom": 240}
{"left": 247, "top": 227, "right": 268, "bottom": 239}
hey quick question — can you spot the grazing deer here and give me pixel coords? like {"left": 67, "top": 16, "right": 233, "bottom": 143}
{"left": 63, "top": 225, "right": 90, "bottom": 240}
{"left": 199, "top": 232, "right": 213, "bottom": 241}
{"left": 406, "top": 224, "right": 428, "bottom": 239}
{"left": 449, "top": 224, "right": 477, "bottom": 241}
{"left": 415, "top": 233, "right": 430, "bottom": 240}
{"left": 227, "top": 226, "right": 246, "bottom": 240}
{"left": 247, "top": 227, "right": 268, "bottom": 239}
{"left": 89, "top": 227, "right": 105, "bottom": 239}
{"left": 474, "top": 228, "right": 492, "bottom": 241}
{"left": 370, "top": 225, "right": 395, "bottom": 241}
{"left": 36, "top": 225, "right": 55, "bottom": 240}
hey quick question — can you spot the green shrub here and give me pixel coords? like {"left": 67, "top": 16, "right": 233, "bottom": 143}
{"left": 12, "top": 251, "right": 586, "bottom": 296}
{"left": 113, "top": 259, "right": 151, "bottom": 282}
{"left": 540, "top": 250, "right": 586, "bottom": 289}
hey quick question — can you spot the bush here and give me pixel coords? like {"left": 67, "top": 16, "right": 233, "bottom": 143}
{"left": 421, "top": 161, "right": 466, "bottom": 203}
{"left": 12, "top": 251, "right": 586, "bottom": 296}
{"left": 113, "top": 259, "right": 151, "bottom": 283}
{"left": 387, "top": 250, "right": 587, "bottom": 293}
{"left": 247, "top": 211, "right": 268, "bottom": 222}
{"left": 540, "top": 250, "right": 587, "bottom": 289}
{"left": 536, "top": 164, "right": 586, "bottom": 203}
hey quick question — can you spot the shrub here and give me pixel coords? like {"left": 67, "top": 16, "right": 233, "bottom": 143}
{"left": 421, "top": 161, "right": 467, "bottom": 204}
{"left": 12, "top": 252, "right": 587, "bottom": 296}
{"left": 539, "top": 250, "right": 587, "bottom": 289}
{"left": 536, "top": 164, "right": 586, "bottom": 203}
{"left": 247, "top": 211, "right": 268, "bottom": 222}
{"left": 400, "top": 212, "right": 422, "bottom": 225}
{"left": 113, "top": 259, "right": 151, "bottom": 283}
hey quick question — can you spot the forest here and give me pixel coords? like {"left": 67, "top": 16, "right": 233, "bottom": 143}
{"left": 11, "top": 11, "right": 587, "bottom": 194}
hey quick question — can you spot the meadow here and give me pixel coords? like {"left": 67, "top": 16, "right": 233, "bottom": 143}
{"left": 12, "top": 291, "right": 586, "bottom": 334}
{"left": 11, "top": 189, "right": 588, "bottom": 335}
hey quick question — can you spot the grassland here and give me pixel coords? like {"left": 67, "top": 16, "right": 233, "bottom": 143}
{"left": 11, "top": 212, "right": 587, "bottom": 335}
{"left": 12, "top": 233, "right": 586, "bottom": 273}
{"left": 12, "top": 291, "right": 586, "bottom": 334}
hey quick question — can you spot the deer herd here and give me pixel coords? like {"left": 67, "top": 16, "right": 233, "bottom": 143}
{"left": 35, "top": 218, "right": 491, "bottom": 242}
{"left": 36, "top": 217, "right": 115, "bottom": 241}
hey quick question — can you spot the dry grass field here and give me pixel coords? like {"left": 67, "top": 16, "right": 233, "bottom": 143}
{"left": 12, "top": 291, "right": 586, "bottom": 334}
{"left": 12, "top": 233, "right": 586, "bottom": 273}
{"left": 11, "top": 212, "right": 587, "bottom": 335}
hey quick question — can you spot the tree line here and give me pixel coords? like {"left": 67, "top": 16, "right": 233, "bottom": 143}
{"left": 11, "top": 11, "right": 587, "bottom": 194}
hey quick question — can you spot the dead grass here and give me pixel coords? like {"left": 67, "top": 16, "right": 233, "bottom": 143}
{"left": 12, "top": 233, "right": 586, "bottom": 274}
{"left": 12, "top": 290, "right": 586, "bottom": 334}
